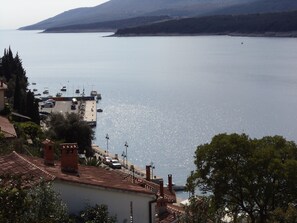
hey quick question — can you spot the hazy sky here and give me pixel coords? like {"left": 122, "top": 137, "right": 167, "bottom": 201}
{"left": 0, "top": 0, "right": 109, "bottom": 29}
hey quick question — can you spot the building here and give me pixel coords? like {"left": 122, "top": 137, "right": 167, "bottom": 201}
{"left": 0, "top": 80, "right": 7, "bottom": 111}
{"left": 0, "top": 140, "right": 182, "bottom": 222}
{"left": 0, "top": 116, "right": 17, "bottom": 139}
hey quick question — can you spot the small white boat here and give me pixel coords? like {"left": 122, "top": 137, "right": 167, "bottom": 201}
{"left": 61, "top": 86, "right": 67, "bottom": 92}
{"left": 43, "top": 90, "right": 49, "bottom": 94}
{"left": 90, "top": 90, "right": 97, "bottom": 97}
{"left": 75, "top": 89, "right": 80, "bottom": 94}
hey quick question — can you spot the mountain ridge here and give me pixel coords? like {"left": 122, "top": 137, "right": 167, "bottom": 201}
{"left": 19, "top": 0, "right": 297, "bottom": 32}
{"left": 114, "top": 10, "right": 297, "bottom": 37}
{"left": 19, "top": 0, "right": 255, "bottom": 30}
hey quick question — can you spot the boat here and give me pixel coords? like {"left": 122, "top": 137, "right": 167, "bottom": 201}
{"left": 32, "top": 82, "right": 36, "bottom": 85}
{"left": 90, "top": 90, "right": 97, "bottom": 97}
{"left": 97, "top": 108, "right": 103, "bottom": 112}
{"left": 33, "top": 89, "right": 38, "bottom": 92}
{"left": 56, "top": 92, "right": 62, "bottom": 97}
{"left": 61, "top": 86, "right": 67, "bottom": 92}
{"left": 75, "top": 89, "right": 80, "bottom": 94}
{"left": 43, "top": 90, "right": 49, "bottom": 94}
{"left": 96, "top": 94, "right": 102, "bottom": 100}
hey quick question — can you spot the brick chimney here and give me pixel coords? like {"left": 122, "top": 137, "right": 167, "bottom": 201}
{"left": 146, "top": 165, "right": 151, "bottom": 181}
{"left": 159, "top": 179, "right": 164, "bottom": 197}
{"left": 43, "top": 139, "right": 54, "bottom": 166}
{"left": 168, "top": 174, "right": 173, "bottom": 193}
{"left": 60, "top": 143, "right": 78, "bottom": 173}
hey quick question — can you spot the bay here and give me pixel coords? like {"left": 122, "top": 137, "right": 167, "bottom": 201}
{"left": 1, "top": 30, "right": 297, "bottom": 197}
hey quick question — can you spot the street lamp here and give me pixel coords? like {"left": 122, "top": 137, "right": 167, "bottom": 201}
{"left": 121, "top": 151, "right": 126, "bottom": 168}
{"left": 124, "top": 141, "right": 128, "bottom": 168}
{"left": 150, "top": 161, "right": 155, "bottom": 179}
{"left": 105, "top": 134, "right": 109, "bottom": 155}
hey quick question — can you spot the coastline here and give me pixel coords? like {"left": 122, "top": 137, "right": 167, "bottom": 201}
{"left": 111, "top": 31, "right": 297, "bottom": 38}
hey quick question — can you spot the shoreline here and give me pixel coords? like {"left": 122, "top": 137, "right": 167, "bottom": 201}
{"left": 111, "top": 31, "right": 297, "bottom": 38}
{"left": 23, "top": 29, "right": 297, "bottom": 38}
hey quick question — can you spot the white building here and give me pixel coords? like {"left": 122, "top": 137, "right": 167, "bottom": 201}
{"left": 0, "top": 140, "right": 180, "bottom": 222}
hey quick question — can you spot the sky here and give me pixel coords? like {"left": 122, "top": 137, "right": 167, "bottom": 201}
{"left": 0, "top": 0, "right": 109, "bottom": 29}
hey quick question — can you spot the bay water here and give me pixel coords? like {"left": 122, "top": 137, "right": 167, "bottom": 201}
{"left": 1, "top": 30, "right": 297, "bottom": 197}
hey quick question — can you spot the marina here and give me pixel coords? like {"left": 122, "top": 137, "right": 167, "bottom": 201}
{"left": 39, "top": 96, "right": 99, "bottom": 126}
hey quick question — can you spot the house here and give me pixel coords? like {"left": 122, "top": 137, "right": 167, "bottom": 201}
{"left": 0, "top": 115, "right": 17, "bottom": 139}
{"left": 0, "top": 140, "right": 182, "bottom": 222}
{"left": 0, "top": 80, "right": 7, "bottom": 111}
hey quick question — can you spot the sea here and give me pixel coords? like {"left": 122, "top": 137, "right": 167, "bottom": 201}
{"left": 1, "top": 30, "right": 297, "bottom": 198}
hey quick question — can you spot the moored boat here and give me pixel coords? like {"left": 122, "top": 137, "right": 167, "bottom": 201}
{"left": 90, "top": 90, "right": 97, "bottom": 97}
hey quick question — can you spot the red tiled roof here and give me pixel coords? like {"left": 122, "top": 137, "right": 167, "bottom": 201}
{"left": 24, "top": 155, "right": 155, "bottom": 196}
{"left": 0, "top": 116, "right": 17, "bottom": 138}
{"left": 0, "top": 151, "right": 54, "bottom": 188}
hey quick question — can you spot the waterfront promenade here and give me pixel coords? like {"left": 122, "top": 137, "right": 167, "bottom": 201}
{"left": 92, "top": 144, "right": 147, "bottom": 178}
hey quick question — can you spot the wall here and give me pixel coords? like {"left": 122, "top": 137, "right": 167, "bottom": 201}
{"left": 53, "top": 180, "right": 156, "bottom": 223}
{"left": 0, "top": 89, "right": 5, "bottom": 111}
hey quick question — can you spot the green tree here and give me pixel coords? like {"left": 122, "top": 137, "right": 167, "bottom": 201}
{"left": 80, "top": 204, "right": 117, "bottom": 223}
{"left": 187, "top": 133, "right": 297, "bottom": 223}
{"left": 47, "top": 113, "right": 94, "bottom": 156}
{"left": 0, "top": 48, "right": 39, "bottom": 124}
{"left": 17, "top": 121, "right": 43, "bottom": 143}
{"left": 0, "top": 175, "right": 69, "bottom": 223}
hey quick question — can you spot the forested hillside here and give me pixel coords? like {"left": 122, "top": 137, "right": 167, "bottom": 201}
{"left": 43, "top": 16, "right": 171, "bottom": 33}
{"left": 20, "top": 0, "right": 297, "bottom": 31}
{"left": 115, "top": 10, "right": 297, "bottom": 37}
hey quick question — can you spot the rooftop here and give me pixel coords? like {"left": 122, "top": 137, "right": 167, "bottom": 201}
{"left": 0, "top": 116, "right": 17, "bottom": 138}
{"left": 16, "top": 152, "right": 155, "bottom": 196}
{"left": 0, "top": 151, "right": 54, "bottom": 188}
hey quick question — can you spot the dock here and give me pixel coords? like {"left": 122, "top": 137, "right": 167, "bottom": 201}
{"left": 39, "top": 96, "right": 97, "bottom": 126}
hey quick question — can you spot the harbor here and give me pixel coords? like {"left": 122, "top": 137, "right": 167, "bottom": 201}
{"left": 39, "top": 87, "right": 185, "bottom": 191}
{"left": 39, "top": 95, "right": 99, "bottom": 126}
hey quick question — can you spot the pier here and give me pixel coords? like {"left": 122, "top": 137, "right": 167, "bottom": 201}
{"left": 39, "top": 96, "right": 97, "bottom": 126}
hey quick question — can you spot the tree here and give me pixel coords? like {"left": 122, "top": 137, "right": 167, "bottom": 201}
{"left": 187, "top": 133, "right": 297, "bottom": 223}
{"left": 46, "top": 113, "right": 94, "bottom": 156}
{"left": 0, "top": 48, "right": 39, "bottom": 124}
{"left": 0, "top": 175, "right": 70, "bottom": 223}
{"left": 79, "top": 204, "right": 117, "bottom": 223}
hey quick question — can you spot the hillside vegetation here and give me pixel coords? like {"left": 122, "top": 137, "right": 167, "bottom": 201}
{"left": 43, "top": 16, "right": 171, "bottom": 33}
{"left": 115, "top": 10, "right": 297, "bottom": 37}
{"left": 19, "top": 0, "right": 297, "bottom": 31}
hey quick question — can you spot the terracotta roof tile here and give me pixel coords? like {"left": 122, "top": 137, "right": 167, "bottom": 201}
{"left": 0, "top": 151, "right": 54, "bottom": 187}
{"left": 25, "top": 155, "right": 155, "bottom": 195}
{"left": 0, "top": 116, "right": 17, "bottom": 138}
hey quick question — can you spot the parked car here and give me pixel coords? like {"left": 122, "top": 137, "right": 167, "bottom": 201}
{"left": 103, "top": 156, "right": 112, "bottom": 165}
{"left": 72, "top": 98, "right": 78, "bottom": 104}
{"left": 109, "top": 159, "right": 122, "bottom": 169}
{"left": 41, "top": 101, "right": 54, "bottom": 108}
{"left": 45, "top": 98, "right": 56, "bottom": 105}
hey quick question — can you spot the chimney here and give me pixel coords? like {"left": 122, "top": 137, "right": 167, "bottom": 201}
{"left": 60, "top": 143, "right": 78, "bottom": 173}
{"left": 159, "top": 180, "right": 164, "bottom": 197}
{"left": 43, "top": 139, "right": 54, "bottom": 166}
{"left": 168, "top": 174, "right": 173, "bottom": 193}
{"left": 146, "top": 165, "right": 151, "bottom": 181}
